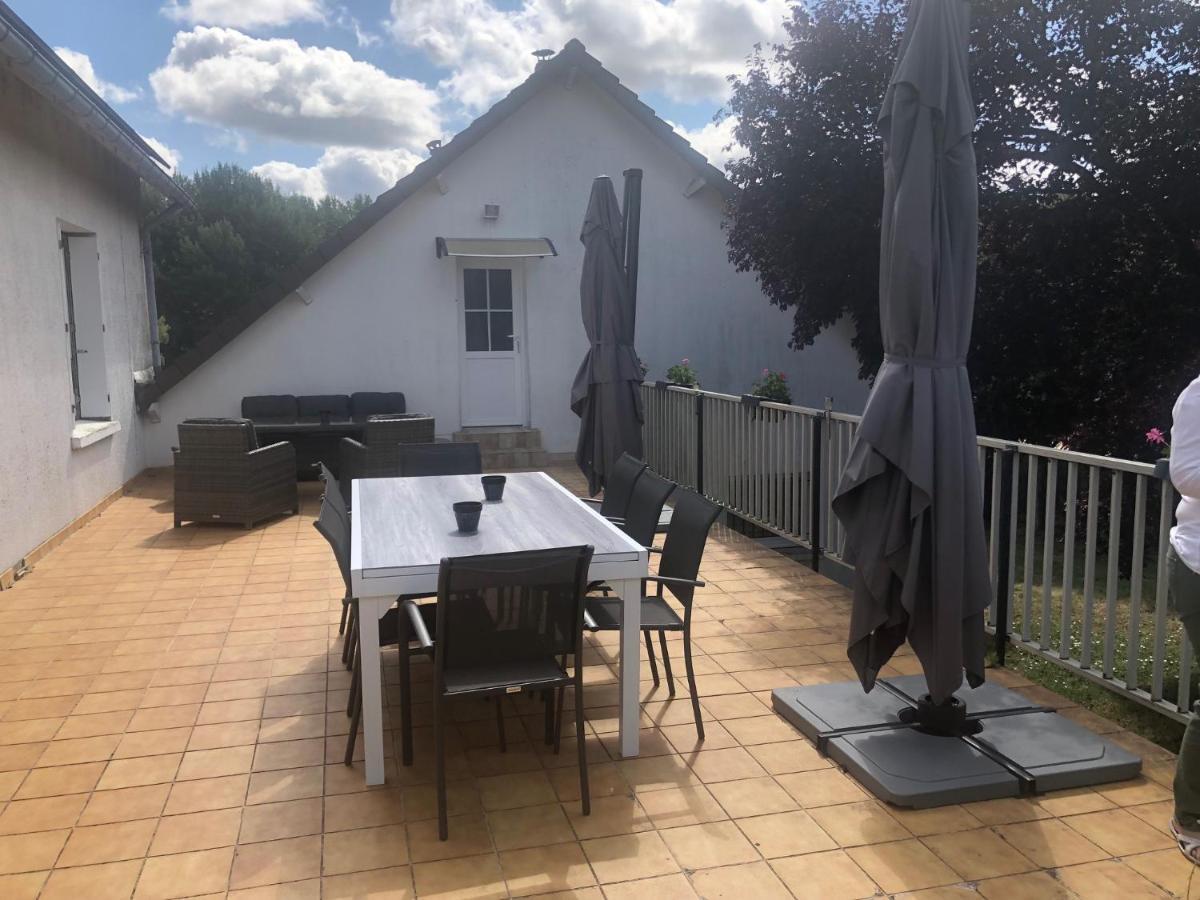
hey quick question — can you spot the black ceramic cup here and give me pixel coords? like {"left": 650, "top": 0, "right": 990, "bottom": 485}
{"left": 453, "top": 501, "right": 483, "bottom": 533}
{"left": 481, "top": 475, "right": 506, "bottom": 502}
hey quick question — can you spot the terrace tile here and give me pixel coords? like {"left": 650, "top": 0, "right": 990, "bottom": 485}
{"left": 0, "top": 466, "right": 1178, "bottom": 897}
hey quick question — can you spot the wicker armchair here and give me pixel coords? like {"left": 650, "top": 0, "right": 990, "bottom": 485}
{"left": 173, "top": 418, "right": 298, "bottom": 528}
{"left": 339, "top": 415, "right": 436, "bottom": 485}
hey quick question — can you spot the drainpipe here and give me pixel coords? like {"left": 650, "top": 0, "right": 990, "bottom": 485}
{"left": 139, "top": 201, "right": 185, "bottom": 372}
{"left": 621, "top": 168, "right": 643, "bottom": 332}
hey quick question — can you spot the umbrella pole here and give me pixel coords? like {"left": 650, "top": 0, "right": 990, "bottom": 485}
{"left": 897, "top": 693, "right": 981, "bottom": 737}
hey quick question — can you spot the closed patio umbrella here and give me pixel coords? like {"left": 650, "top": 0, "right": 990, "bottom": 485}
{"left": 571, "top": 176, "right": 644, "bottom": 496}
{"left": 831, "top": 0, "right": 990, "bottom": 706}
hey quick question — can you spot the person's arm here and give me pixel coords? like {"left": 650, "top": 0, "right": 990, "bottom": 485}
{"left": 1170, "top": 377, "right": 1200, "bottom": 499}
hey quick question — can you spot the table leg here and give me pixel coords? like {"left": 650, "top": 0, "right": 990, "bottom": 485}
{"left": 614, "top": 578, "right": 642, "bottom": 758}
{"left": 358, "top": 595, "right": 389, "bottom": 785}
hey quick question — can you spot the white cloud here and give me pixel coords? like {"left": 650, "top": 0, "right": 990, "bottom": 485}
{"left": 54, "top": 47, "right": 142, "bottom": 104}
{"left": 253, "top": 146, "right": 422, "bottom": 199}
{"left": 150, "top": 28, "right": 441, "bottom": 152}
{"left": 387, "top": 0, "right": 788, "bottom": 113}
{"left": 672, "top": 115, "right": 743, "bottom": 171}
{"left": 162, "top": 0, "right": 327, "bottom": 30}
{"left": 141, "top": 136, "right": 183, "bottom": 174}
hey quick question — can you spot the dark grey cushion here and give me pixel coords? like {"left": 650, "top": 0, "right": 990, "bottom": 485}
{"left": 242, "top": 395, "right": 298, "bottom": 424}
{"left": 350, "top": 392, "right": 406, "bottom": 422}
{"left": 297, "top": 394, "right": 351, "bottom": 423}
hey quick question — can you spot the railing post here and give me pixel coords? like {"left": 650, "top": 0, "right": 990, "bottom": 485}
{"left": 694, "top": 391, "right": 705, "bottom": 495}
{"left": 809, "top": 403, "right": 829, "bottom": 572}
{"left": 994, "top": 444, "right": 1018, "bottom": 666}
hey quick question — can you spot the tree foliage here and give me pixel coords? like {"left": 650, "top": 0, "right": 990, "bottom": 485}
{"left": 150, "top": 165, "right": 370, "bottom": 360}
{"left": 725, "top": 0, "right": 1200, "bottom": 456}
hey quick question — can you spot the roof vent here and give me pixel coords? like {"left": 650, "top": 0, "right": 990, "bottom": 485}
{"left": 532, "top": 49, "right": 554, "bottom": 67}
{"left": 425, "top": 139, "right": 442, "bottom": 154}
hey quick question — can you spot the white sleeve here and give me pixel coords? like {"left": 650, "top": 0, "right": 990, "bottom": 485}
{"left": 1170, "top": 377, "right": 1200, "bottom": 499}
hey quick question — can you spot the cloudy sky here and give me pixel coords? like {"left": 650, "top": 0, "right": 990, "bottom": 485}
{"left": 14, "top": 0, "right": 787, "bottom": 200}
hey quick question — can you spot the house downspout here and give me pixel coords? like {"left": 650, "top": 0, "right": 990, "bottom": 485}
{"left": 139, "top": 201, "right": 184, "bottom": 373}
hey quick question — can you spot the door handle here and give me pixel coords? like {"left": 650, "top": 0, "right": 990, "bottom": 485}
{"left": 75, "top": 349, "right": 88, "bottom": 355}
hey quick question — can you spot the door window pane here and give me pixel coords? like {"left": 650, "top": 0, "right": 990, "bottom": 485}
{"left": 465, "top": 311, "right": 489, "bottom": 351}
{"left": 464, "top": 269, "right": 487, "bottom": 309}
{"left": 488, "top": 269, "right": 513, "bottom": 309}
{"left": 490, "top": 312, "right": 513, "bottom": 351}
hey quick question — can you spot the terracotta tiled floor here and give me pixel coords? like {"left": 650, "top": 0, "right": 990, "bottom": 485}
{"left": 0, "top": 465, "right": 1188, "bottom": 898}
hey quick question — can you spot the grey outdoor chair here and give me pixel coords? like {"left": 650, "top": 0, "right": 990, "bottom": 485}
{"left": 404, "top": 545, "right": 594, "bottom": 840}
{"left": 311, "top": 486, "right": 439, "bottom": 766}
{"left": 579, "top": 452, "right": 647, "bottom": 523}
{"left": 172, "top": 418, "right": 297, "bottom": 529}
{"left": 398, "top": 441, "right": 483, "bottom": 476}
{"left": 584, "top": 488, "right": 721, "bottom": 739}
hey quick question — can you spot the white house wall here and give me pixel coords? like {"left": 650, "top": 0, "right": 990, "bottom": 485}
{"left": 0, "top": 68, "right": 152, "bottom": 572}
{"left": 145, "top": 76, "right": 868, "bottom": 463}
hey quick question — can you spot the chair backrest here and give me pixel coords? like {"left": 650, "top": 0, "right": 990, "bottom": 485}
{"left": 351, "top": 391, "right": 406, "bottom": 422}
{"left": 657, "top": 488, "right": 721, "bottom": 607}
{"left": 621, "top": 468, "right": 675, "bottom": 547}
{"left": 599, "top": 453, "right": 647, "bottom": 519}
{"left": 434, "top": 546, "right": 593, "bottom": 683}
{"left": 313, "top": 489, "right": 352, "bottom": 593}
{"left": 317, "top": 462, "right": 350, "bottom": 517}
{"left": 363, "top": 415, "right": 435, "bottom": 447}
{"left": 177, "top": 418, "right": 257, "bottom": 454}
{"left": 398, "top": 442, "right": 483, "bottom": 477}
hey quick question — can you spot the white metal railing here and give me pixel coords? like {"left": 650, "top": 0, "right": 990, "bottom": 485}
{"left": 641, "top": 383, "right": 1186, "bottom": 722}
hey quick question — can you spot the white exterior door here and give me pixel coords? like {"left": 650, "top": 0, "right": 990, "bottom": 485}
{"left": 459, "top": 262, "right": 527, "bottom": 426}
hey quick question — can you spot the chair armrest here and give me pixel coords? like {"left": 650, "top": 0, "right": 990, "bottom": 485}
{"left": 604, "top": 516, "right": 626, "bottom": 526}
{"left": 580, "top": 497, "right": 602, "bottom": 509}
{"left": 341, "top": 436, "right": 366, "bottom": 451}
{"left": 248, "top": 440, "right": 295, "bottom": 463}
{"left": 403, "top": 600, "right": 434, "bottom": 649}
{"left": 645, "top": 575, "right": 705, "bottom": 589}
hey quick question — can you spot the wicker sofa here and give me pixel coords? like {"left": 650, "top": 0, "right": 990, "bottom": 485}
{"left": 173, "top": 419, "right": 298, "bottom": 528}
{"left": 241, "top": 392, "right": 409, "bottom": 478}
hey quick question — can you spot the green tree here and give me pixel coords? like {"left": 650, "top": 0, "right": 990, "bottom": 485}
{"left": 151, "top": 165, "right": 370, "bottom": 360}
{"left": 725, "top": 0, "right": 1200, "bottom": 456}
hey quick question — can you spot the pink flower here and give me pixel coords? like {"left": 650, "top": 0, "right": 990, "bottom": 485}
{"left": 762, "top": 368, "right": 770, "bottom": 376}
{"left": 682, "top": 358, "right": 690, "bottom": 366}
{"left": 1146, "top": 427, "right": 1167, "bottom": 445}
{"left": 780, "top": 373, "right": 787, "bottom": 381}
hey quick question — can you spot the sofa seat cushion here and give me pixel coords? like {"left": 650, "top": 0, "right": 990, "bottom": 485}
{"left": 350, "top": 392, "right": 407, "bottom": 423}
{"left": 242, "top": 395, "right": 298, "bottom": 424}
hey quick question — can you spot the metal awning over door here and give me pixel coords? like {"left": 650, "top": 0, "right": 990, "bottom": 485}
{"left": 435, "top": 237, "right": 557, "bottom": 259}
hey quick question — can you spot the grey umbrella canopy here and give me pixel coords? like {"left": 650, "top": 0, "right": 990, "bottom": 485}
{"left": 831, "top": 0, "right": 990, "bottom": 705}
{"left": 571, "top": 176, "right": 644, "bottom": 496}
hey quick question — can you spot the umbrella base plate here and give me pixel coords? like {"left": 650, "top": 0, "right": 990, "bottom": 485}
{"left": 772, "top": 676, "right": 1141, "bottom": 808}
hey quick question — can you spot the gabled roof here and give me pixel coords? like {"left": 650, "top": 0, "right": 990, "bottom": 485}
{"left": 138, "top": 39, "right": 736, "bottom": 407}
{"left": 0, "top": 1, "right": 190, "bottom": 206}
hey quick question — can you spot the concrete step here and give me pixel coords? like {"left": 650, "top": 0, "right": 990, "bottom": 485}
{"left": 481, "top": 448, "right": 548, "bottom": 471}
{"left": 452, "top": 426, "right": 543, "bottom": 452}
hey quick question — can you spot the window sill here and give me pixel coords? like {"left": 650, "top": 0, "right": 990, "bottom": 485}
{"left": 71, "top": 420, "right": 121, "bottom": 450}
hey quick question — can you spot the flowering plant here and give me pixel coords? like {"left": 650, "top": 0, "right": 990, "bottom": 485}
{"left": 1146, "top": 426, "right": 1170, "bottom": 457}
{"left": 751, "top": 368, "right": 792, "bottom": 404}
{"left": 638, "top": 357, "right": 649, "bottom": 378}
{"left": 666, "top": 357, "right": 699, "bottom": 387}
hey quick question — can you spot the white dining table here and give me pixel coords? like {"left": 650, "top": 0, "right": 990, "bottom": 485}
{"left": 349, "top": 471, "right": 649, "bottom": 785}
